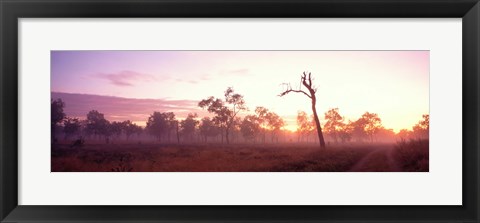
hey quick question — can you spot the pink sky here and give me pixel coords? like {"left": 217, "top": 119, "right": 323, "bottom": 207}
{"left": 51, "top": 51, "right": 429, "bottom": 132}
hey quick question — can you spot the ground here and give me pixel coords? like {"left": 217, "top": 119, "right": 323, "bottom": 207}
{"left": 51, "top": 141, "right": 428, "bottom": 172}
{"left": 348, "top": 145, "right": 402, "bottom": 172}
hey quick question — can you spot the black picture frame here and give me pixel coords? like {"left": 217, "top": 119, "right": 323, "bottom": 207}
{"left": 1, "top": 0, "right": 479, "bottom": 222}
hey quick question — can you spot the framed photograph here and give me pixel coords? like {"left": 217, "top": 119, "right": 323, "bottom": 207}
{"left": 1, "top": 0, "right": 479, "bottom": 222}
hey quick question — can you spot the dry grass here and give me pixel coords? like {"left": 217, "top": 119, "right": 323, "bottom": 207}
{"left": 51, "top": 142, "right": 376, "bottom": 172}
{"left": 394, "top": 139, "right": 429, "bottom": 172}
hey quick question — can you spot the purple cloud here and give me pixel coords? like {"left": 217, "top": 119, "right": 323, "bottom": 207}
{"left": 51, "top": 92, "right": 209, "bottom": 125}
{"left": 94, "top": 70, "right": 157, "bottom": 87}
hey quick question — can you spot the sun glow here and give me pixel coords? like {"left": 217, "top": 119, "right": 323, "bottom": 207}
{"left": 52, "top": 51, "right": 428, "bottom": 133}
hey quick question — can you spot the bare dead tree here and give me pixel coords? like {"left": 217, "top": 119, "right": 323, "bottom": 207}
{"left": 279, "top": 72, "right": 326, "bottom": 149}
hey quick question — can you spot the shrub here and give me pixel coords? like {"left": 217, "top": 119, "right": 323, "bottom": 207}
{"left": 394, "top": 139, "right": 429, "bottom": 171}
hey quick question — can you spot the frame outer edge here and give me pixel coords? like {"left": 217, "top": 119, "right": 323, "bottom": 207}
{"left": 0, "top": 0, "right": 3, "bottom": 219}
{"left": 1, "top": 1, "right": 19, "bottom": 222}
{"left": 0, "top": 0, "right": 6, "bottom": 221}
{"left": 463, "top": 2, "right": 480, "bottom": 222}
{"left": 1, "top": 0, "right": 480, "bottom": 222}
{"left": 476, "top": 3, "right": 480, "bottom": 221}
{"left": 477, "top": 4, "right": 479, "bottom": 221}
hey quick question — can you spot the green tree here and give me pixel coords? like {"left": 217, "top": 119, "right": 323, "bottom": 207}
{"left": 86, "top": 110, "right": 109, "bottom": 141}
{"left": 254, "top": 107, "right": 270, "bottom": 143}
{"left": 351, "top": 118, "right": 367, "bottom": 142}
{"left": 180, "top": 113, "right": 200, "bottom": 142}
{"left": 397, "top": 129, "right": 412, "bottom": 140}
{"left": 122, "top": 120, "right": 141, "bottom": 141}
{"left": 63, "top": 117, "right": 80, "bottom": 139}
{"left": 199, "top": 87, "right": 247, "bottom": 144}
{"left": 199, "top": 117, "right": 220, "bottom": 143}
{"left": 164, "top": 112, "right": 177, "bottom": 143}
{"left": 265, "top": 111, "right": 285, "bottom": 143}
{"left": 240, "top": 115, "right": 261, "bottom": 142}
{"left": 51, "top": 98, "right": 66, "bottom": 143}
{"left": 412, "top": 114, "right": 429, "bottom": 139}
{"left": 146, "top": 112, "right": 169, "bottom": 142}
{"left": 296, "top": 111, "right": 314, "bottom": 142}
{"left": 360, "top": 112, "right": 382, "bottom": 143}
{"left": 110, "top": 121, "right": 125, "bottom": 139}
{"left": 324, "top": 108, "right": 344, "bottom": 143}
{"left": 338, "top": 121, "right": 354, "bottom": 143}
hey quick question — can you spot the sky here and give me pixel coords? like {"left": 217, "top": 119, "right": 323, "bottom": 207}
{"left": 51, "top": 51, "right": 429, "bottom": 132}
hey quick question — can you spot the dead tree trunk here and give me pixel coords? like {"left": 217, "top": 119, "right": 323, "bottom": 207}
{"left": 279, "top": 72, "right": 326, "bottom": 149}
{"left": 310, "top": 94, "right": 326, "bottom": 149}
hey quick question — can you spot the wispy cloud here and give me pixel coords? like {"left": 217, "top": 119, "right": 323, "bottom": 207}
{"left": 93, "top": 70, "right": 158, "bottom": 87}
{"left": 199, "top": 74, "right": 212, "bottom": 80}
{"left": 222, "top": 69, "right": 250, "bottom": 76}
{"left": 174, "top": 70, "right": 247, "bottom": 84}
{"left": 175, "top": 74, "right": 214, "bottom": 84}
{"left": 175, "top": 78, "right": 199, "bottom": 84}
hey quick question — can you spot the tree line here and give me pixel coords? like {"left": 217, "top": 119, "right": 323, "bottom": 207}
{"left": 51, "top": 75, "right": 429, "bottom": 147}
{"left": 279, "top": 71, "right": 428, "bottom": 149}
{"left": 51, "top": 99, "right": 143, "bottom": 144}
{"left": 50, "top": 87, "right": 288, "bottom": 144}
{"left": 299, "top": 108, "right": 429, "bottom": 144}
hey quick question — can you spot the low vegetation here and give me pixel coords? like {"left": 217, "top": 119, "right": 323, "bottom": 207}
{"left": 51, "top": 74, "right": 430, "bottom": 172}
{"left": 394, "top": 139, "right": 429, "bottom": 171}
{"left": 52, "top": 142, "right": 375, "bottom": 172}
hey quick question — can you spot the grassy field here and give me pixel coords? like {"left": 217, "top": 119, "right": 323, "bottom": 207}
{"left": 51, "top": 141, "right": 428, "bottom": 172}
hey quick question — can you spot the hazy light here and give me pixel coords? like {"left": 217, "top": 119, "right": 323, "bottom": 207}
{"left": 51, "top": 51, "right": 429, "bottom": 132}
